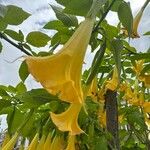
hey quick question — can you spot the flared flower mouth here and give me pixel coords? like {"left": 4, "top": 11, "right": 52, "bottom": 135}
{"left": 26, "top": 18, "right": 94, "bottom": 104}
{"left": 50, "top": 103, "right": 84, "bottom": 135}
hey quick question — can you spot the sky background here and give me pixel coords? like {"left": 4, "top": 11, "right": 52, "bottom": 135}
{"left": 0, "top": 0, "right": 150, "bottom": 129}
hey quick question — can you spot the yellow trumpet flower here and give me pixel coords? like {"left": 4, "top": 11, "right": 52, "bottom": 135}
{"left": 66, "top": 135, "right": 76, "bottom": 150}
{"left": 88, "top": 77, "right": 98, "bottom": 102}
{"left": 123, "top": 0, "right": 149, "bottom": 38}
{"left": 27, "top": 133, "right": 39, "bottom": 150}
{"left": 1, "top": 132, "right": 10, "bottom": 148}
{"left": 26, "top": 17, "right": 94, "bottom": 104}
{"left": 105, "top": 67, "right": 119, "bottom": 91}
{"left": 51, "top": 103, "right": 83, "bottom": 135}
{"left": 50, "top": 136, "right": 64, "bottom": 150}
{"left": 37, "top": 134, "right": 46, "bottom": 150}
{"left": 44, "top": 133, "right": 52, "bottom": 150}
{"left": 2, "top": 132, "right": 19, "bottom": 150}
{"left": 143, "top": 102, "right": 150, "bottom": 113}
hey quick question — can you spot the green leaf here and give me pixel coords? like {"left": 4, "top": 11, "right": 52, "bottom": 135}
{"left": 63, "top": 0, "right": 93, "bottom": 16}
{"left": 143, "top": 31, "right": 150, "bottom": 36}
{"left": 0, "top": 99, "right": 11, "bottom": 112}
{"left": 4, "top": 29, "right": 24, "bottom": 42}
{"left": 3, "top": 5, "right": 30, "bottom": 25}
{"left": 16, "top": 82, "right": 27, "bottom": 94}
{"left": 19, "top": 61, "right": 29, "bottom": 82}
{"left": 130, "top": 53, "right": 150, "bottom": 60}
{"left": 26, "top": 31, "right": 50, "bottom": 47}
{"left": 111, "top": 39, "right": 123, "bottom": 76}
{"left": 111, "top": 0, "right": 123, "bottom": 12}
{"left": 44, "top": 20, "right": 68, "bottom": 31}
{"left": 0, "top": 4, "right": 8, "bottom": 17}
{"left": 0, "top": 87, "right": 9, "bottom": 97}
{"left": 51, "top": 5, "right": 78, "bottom": 27}
{"left": 0, "top": 41, "right": 2, "bottom": 53}
{"left": 7, "top": 107, "right": 25, "bottom": 134}
{"left": 16, "top": 89, "right": 58, "bottom": 108}
{"left": 0, "top": 17, "right": 7, "bottom": 31}
{"left": 118, "top": 2, "right": 133, "bottom": 37}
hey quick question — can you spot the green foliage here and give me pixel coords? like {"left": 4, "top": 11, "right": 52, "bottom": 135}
{"left": 56, "top": 0, "right": 93, "bottom": 16}
{"left": 0, "top": 1, "right": 150, "bottom": 149}
{"left": 3, "top": 5, "right": 30, "bottom": 25}
{"left": 118, "top": 1, "right": 133, "bottom": 37}
{"left": 0, "top": 17, "right": 7, "bottom": 31}
{"left": 51, "top": 5, "right": 78, "bottom": 27}
{"left": 4, "top": 29, "right": 24, "bottom": 42}
{"left": 19, "top": 61, "right": 29, "bottom": 82}
{"left": 0, "top": 41, "right": 2, "bottom": 53}
{"left": 26, "top": 31, "right": 50, "bottom": 47}
{"left": 0, "top": 4, "right": 8, "bottom": 17}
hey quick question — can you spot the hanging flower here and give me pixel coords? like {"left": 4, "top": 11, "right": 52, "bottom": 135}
{"left": 44, "top": 133, "right": 52, "bottom": 150}
{"left": 51, "top": 103, "right": 83, "bottom": 135}
{"left": 1, "top": 132, "right": 10, "bottom": 148}
{"left": 122, "top": 0, "right": 149, "bottom": 38}
{"left": 88, "top": 77, "right": 98, "bottom": 102}
{"left": 2, "top": 132, "right": 19, "bottom": 150}
{"left": 27, "top": 133, "right": 39, "bottom": 150}
{"left": 105, "top": 67, "right": 119, "bottom": 91}
{"left": 50, "top": 136, "right": 64, "bottom": 150}
{"left": 66, "top": 135, "right": 76, "bottom": 150}
{"left": 25, "top": 17, "right": 94, "bottom": 104}
{"left": 37, "top": 134, "right": 46, "bottom": 150}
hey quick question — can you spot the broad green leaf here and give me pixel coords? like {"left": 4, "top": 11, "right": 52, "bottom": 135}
{"left": 111, "top": 39, "right": 123, "bottom": 76}
{"left": 141, "top": 64, "right": 150, "bottom": 74}
{"left": 104, "top": 24, "right": 119, "bottom": 40}
{"left": 21, "top": 112, "right": 35, "bottom": 137}
{"left": 19, "top": 61, "right": 29, "bottom": 82}
{"left": 44, "top": 20, "right": 68, "bottom": 31}
{"left": 118, "top": 2, "right": 133, "bottom": 37}
{"left": 16, "top": 82, "right": 27, "bottom": 94}
{"left": 26, "top": 31, "right": 50, "bottom": 47}
{"left": 0, "top": 87, "right": 9, "bottom": 97}
{"left": 0, "top": 17, "right": 7, "bottom": 31}
{"left": 16, "top": 89, "right": 58, "bottom": 108}
{"left": 51, "top": 5, "right": 78, "bottom": 27}
{"left": 0, "top": 41, "right": 2, "bottom": 53}
{"left": 3, "top": 5, "right": 30, "bottom": 25}
{"left": 144, "top": 31, "right": 150, "bottom": 36}
{"left": 0, "top": 99, "right": 11, "bottom": 112}
{"left": 4, "top": 29, "right": 24, "bottom": 42}
{"left": 111, "top": 0, "right": 122, "bottom": 12}
{"left": 63, "top": 0, "right": 93, "bottom": 16}
{"left": 7, "top": 107, "right": 25, "bottom": 134}
{"left": 0, "top": 4, "right": 8, "bottom": 17}
{"left": 130, "top": 53, "right": 150, "bottom": 60}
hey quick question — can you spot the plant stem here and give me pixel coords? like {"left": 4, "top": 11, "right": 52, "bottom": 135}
{"left": 105, "top": 90, "right": 120, "bottom": 150}
{"left": 0, "top": 32, "right": 32, "bottom": 56}
{"left": 93, "top": 0, "right": 117, "bottom": 33}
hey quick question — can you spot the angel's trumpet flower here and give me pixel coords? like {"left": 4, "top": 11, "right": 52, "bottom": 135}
{"left": 51, "top": 103, "right": 83, "bottom": 135}
{"left": 123, "top": 0, "right": 149, "bottom": 38}
{"left": 2, "top": 132, "right": 19, "bottom": 150}
{"left": 26, "top": 17, "right": 94, "bottom": 104}
{"left": 27, "top": 133, "right": 39, "bottom": 150}
{"left": 50, "top": 136, "right": 64, "bottom": 150}
{"left": 66, "top": 135, "right": 76, "bottom": 150}
{"left": 37, "top": 134, "right": 46, "bottom": 150}
{"left": 44, "top": 133, "right": 52, "bottom": 150}
{"left": 1, "top": 132, "right": 10, "bottom": 148}
{"left": 105, "top": 67, "right": 119, "bottom": 91}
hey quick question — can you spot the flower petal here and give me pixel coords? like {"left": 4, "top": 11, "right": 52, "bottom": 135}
{"left": 50, "top": 104, "right": 83, "bottom": 135}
